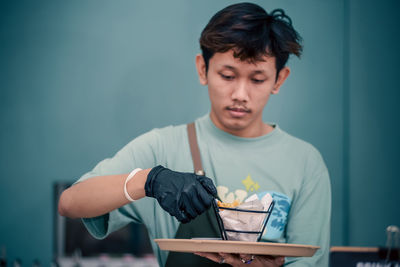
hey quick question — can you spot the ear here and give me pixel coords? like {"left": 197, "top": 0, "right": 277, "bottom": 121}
{"left": 271, "top": 66, "right": 290, "bottom": 95}
{"left": 195, "top": 54, "right": 208, "bottom": 85}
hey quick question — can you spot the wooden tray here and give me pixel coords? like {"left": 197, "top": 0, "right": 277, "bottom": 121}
{"left": 155, "top": 239, "right": 319, "bottom": 257}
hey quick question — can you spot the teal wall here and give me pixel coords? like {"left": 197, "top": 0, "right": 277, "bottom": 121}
{"left": 0, "top": 0, "right": 398, "bottom": 265}
{"left": 347, "top": 0, "right": 400, "bottom": 246}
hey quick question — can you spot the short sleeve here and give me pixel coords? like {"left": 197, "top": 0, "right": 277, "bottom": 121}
{"left": 284, "top": 147, "right": 331, "bottom": 266}
{"left": 76, "top": 129, "right": 164, "bottom": 239}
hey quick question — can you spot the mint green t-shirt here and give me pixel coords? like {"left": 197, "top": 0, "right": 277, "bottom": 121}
{"left": 77, "top": 114, "right": 331, "bottom": 266}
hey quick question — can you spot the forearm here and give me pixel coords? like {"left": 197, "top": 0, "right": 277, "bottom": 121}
{"left": 58, "top": 168, "right": 151, "bottom": 218}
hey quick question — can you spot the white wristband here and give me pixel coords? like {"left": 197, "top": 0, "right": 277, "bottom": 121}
{"left": 124, "top": 168, "right": 142, "bottom": 202}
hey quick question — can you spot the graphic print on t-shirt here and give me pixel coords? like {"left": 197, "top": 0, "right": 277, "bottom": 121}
{"left": 257, "top": 191, "right": 291, "bottom": 240}
{"left": 216, "top": 174, "right": 292, "bottom": 240}
{"left": 217, "top": 186, "right": 248, "bottom": 203}
{"left": 242, "top": 174, "right": 260, "bottom": 191}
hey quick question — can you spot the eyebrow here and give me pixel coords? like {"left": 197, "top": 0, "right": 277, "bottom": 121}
{"left": 222, "top": 65, "right": 236, "bottom": 71}
{"left": 252, "top": 70, "right": 266, "bottom": 75}
{"left": 221, "top": 65, "right": 267, "bottom": 75}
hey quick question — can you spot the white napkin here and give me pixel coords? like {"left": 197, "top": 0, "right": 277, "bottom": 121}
{"left": 219, "top": 193, "right": 273, "bottom": 242}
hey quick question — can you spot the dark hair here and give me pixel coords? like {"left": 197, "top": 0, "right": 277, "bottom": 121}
{"left": 199, "top": 3, "right": 302, "bottom": 78}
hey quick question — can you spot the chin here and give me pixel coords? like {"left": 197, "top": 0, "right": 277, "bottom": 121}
{"left": 221, "top": 119, "right": 249, "bottom": 132}
{"left": 211, "top": 110, "right": 253, "bottom": 133}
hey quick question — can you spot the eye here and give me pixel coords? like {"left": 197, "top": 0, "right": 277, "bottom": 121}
{"left": 219, "top": 73, "right": 235, "bottom": 81}
{"left": 251, "top": 78, "right": 265, "bottom": 84}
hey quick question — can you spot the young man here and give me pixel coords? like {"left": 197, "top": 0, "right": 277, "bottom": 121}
{"left": 59, "top": 3, "right": 331, "bottom": 267}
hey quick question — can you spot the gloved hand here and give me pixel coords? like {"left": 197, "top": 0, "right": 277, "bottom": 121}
{"left": 145, "top": 165, "right": 218, "bottom": 223}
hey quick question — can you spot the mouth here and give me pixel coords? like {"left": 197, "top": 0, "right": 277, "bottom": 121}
{"left": 226, "top": 106, "right": 251, "bottom": 118}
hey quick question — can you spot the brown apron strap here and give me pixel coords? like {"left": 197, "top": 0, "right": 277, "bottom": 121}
{"left": 165, "top": 123, "right": 227, "bottom": 267}
{"left": 187, "top": 122, "right": 205, "bottom": 176}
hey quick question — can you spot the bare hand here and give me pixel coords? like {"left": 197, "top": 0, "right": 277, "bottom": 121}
{"left": 194, "top": 252, "right": 285, "bottom": 266}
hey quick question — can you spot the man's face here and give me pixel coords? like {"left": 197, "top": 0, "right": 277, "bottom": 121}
{"left": 196, "top": 50, "right": 290, "bottom": 137}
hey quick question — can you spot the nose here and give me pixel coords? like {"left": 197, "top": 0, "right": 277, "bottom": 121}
{"left": 231, "top": 80, "right": 249, "bottom": 102}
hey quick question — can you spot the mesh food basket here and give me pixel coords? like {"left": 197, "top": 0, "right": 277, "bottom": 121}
{"left": 212, "top": 199, "right": 275, "bottom": 242}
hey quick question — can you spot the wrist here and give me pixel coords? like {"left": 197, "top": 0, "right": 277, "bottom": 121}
{"left": 126, "top": 168, "right": 151, "bottom": 201}
{"left": 144, "top": 165, "right": 166, "bottom": 197}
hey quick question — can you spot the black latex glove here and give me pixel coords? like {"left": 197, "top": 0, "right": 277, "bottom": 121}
{"left": 145, "top": 165, "right": 218, "bottom": 223}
